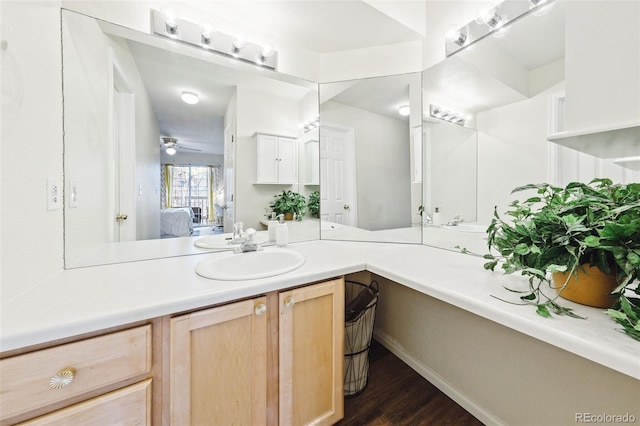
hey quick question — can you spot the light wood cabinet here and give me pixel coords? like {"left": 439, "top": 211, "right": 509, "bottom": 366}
{"left": 168, "top": 278, "right": 344, "bottom": 426}
{"left": 279, "top": 278, "right": 344, "bottom": 426}
{"left": 0, "top": 325, "right": 152, "bottom": 425}
{"left": 169, "top": 297, "right": 268, "bottom": 425}
{"left": 256, "top": 133, "right": 298, "bottom": 184}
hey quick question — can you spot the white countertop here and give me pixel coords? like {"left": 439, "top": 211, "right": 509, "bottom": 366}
{"left": 1, "top": 239, "right": 638, "bottom": 381}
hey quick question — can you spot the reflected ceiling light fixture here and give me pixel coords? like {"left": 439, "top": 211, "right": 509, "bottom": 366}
{"left": 430, "top": 105, "right": 469, "bottom": 126}
{"left": 160, "top": 8, "right": 178, "bottom": 37}
{"left": 201, "top": 26, "right": 213, "bottom": 47}
{"left": 151, "top": 9, "right": 278, "bottom": 70}
{"left": 445, "top": 0, "right": 556, "bottom": 56}
{"left": 231, "top": 36, "right": 247, "bottom": 57}
{"left": 181, "top": 91, "right": 199, "bottom": 105}
{"left": 476, "top": 3, "right": 504, "bottom": 29}
{"left": 398, "top": 105, "right": 411, "bottom": 117}
{"left": 445, "top": 26, "right": 468, "bottom": 46}
{"left": 162, "top": 137, "right": 178, "bottom": 155}
{"left": 303, "top": 115, "right": 320, "bottom": 132}
{"left": 257, "top": 43, "right": 275, "bottom": 65}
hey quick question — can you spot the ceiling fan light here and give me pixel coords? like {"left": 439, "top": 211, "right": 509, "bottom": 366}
{"left": 165, "top": 146, "right": 177, "bottom": 155}
{"left": 398, "top": 105, "right": 411, "bottom": 117}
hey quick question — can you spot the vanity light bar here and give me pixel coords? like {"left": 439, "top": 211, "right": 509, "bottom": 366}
{"left": 151, "top": 9, "right": 278, "bottom": 70}
{"left": 445, "top": 0, "right": 555, "bottom": 57}
{"left": 430, "top": 104, "right": 469, "bottom": 126}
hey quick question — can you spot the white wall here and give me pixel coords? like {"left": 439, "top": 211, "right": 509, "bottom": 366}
{"left": 1, "top": 1, "right": 64, "bottom": 301}
{"left": 373, "top": 276, "right": 640, "bottom": 425}
{"left": 320, "top": 101, "right": 412, "bottom": 231}
{"left": 63, "top": 11, "right": 161, "bottom": 266}
{"left": 424, "top": 121, "right": 477, "bottom": 223}
{"left": 235, "top": 87, "right": 301, "bottom": 230}
{"left": 476, "top": 81, "right": 565, "bottom": 225}
{"left": 564, "top": 1, "right": 640, "bottom": 131}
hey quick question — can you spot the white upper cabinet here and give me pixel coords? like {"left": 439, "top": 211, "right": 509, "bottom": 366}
{"left": 256, "top": 133, "right": 298, "bottom": 184}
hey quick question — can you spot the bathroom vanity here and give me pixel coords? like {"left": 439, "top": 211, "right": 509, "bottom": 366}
{"left": 0, "top": 273, "right": 345, "bottom": 425}
{"left": 1, "top": 240, "right": 638, "bottom": 425}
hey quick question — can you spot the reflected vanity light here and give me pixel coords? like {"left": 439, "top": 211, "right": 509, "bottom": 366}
{"left": 151, "top": 9, "right": 278, "bottom": 70}
{"left": 302, "top": 115, "right": 319, "bottom": 132}
{"left": 430, "top": 105, "right": 469, "bottom": 126}
{"left": 445, "top": 27, "right": 468, "bottom": 47}
{"left": 445, "top": 0, "right": 555, "bottom": 56}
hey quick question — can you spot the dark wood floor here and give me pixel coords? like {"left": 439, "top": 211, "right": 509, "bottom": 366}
{"left": 337, "top": 340, "right": 484, "bottom": 426}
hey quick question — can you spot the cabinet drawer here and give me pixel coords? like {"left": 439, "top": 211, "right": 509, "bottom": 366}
{"left": 0, "top": 325, "right": 151, "bottom": 421}
{"left": 18, "top": 380, "right": 151, "bottom": 425}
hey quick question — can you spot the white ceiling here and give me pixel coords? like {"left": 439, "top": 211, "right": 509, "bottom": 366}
{"left": 185, "top": 0, "right": 425, "bottom": 53}
{"left": 110, "top": 0, "right": 567, "bottom": 155}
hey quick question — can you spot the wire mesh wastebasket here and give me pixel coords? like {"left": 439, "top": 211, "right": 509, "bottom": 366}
{"left": 344, "top": 280, "right": 379, "bottom": 397}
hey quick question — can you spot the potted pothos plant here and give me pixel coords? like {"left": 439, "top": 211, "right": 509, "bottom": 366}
{"left": 474, "top": 178, "right": 640, "bottom": 340}
{"left": 308, "top": 191, "right": 320, "bottom": 217}
{"left": 269, "top": 190, "right": 307, "bottom": 221}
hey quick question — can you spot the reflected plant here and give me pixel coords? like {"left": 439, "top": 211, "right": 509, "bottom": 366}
{"left": 308, "top": 191, "right": 320, "bottom": 217}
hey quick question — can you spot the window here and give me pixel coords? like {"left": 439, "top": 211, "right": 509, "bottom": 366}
{"left": 169, "top": 166, "right": 210, "bottom": 223}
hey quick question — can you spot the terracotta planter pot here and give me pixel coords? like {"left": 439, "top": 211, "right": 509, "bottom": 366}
{"left": 283, "top": 212, "right": 294, "bottom": 221}
{"left": 552, "top": 264, "right": 620, "bottom": 308}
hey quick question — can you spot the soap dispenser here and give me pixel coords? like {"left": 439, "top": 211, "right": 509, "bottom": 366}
{"left": 276, "top": 214, "right": 288, "bottom": 247}
{"left": 432, "top": 207, "right": 442, "bottom": 226}
{"left": 268, "top": 212, "right": 278, "bottom": 242}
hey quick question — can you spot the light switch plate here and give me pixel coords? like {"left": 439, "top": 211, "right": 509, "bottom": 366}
{"left": 47, "top": 177, "right": 61, "bottom": 210}
{"left": 69, "top": 180, "right": 78, "bottom": 208}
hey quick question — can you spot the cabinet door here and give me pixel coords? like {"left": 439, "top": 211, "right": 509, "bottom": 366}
{"left": 257, "top": 134, "right": 279, "bottom": 183}
{"left": 279, "top": 278, "right": 344, "bottom": 426}
{"left": 170, "top": 297, "right": 268, "bottom": 426}
{"left": 277, "top": 137, "right": 298, "bottom": 184}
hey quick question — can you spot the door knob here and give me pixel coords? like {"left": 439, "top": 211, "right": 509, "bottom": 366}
{"left": 115, "top": 214, "right": 128, "bottom": 221}
{"left": 343, "top": 204, "right": 350, "bottom": 210}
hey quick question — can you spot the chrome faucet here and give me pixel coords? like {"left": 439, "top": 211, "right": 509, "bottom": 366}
{"left": 446, "top": 215, "right": 464, "bottom": 226}
{"left": 234, "top": 228, "right": 261, "bottom": 253}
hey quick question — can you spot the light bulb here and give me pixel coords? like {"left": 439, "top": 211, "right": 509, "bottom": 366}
{"left": 161, "top": 8, "right": 178, "bottom": 36}
{"left": 165, "top": 147, "right": 176, "bottom": 155}
{"left": 201, "top": 27, "right": 213, "bottom": 47}
{"left": 232, "top": 36, "right": 246, "bottom": 56}
{"left": 445, "top": 26, "right": 467, "bottom": 46}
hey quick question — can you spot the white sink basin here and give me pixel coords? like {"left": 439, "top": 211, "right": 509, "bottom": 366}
{"left": 194, "top": 233, "right": 268, "bottom": 249}
{"left": 196, "top": 248, "right": 306, "bottom": 280}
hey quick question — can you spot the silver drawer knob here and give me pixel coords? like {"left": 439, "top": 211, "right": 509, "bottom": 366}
{"left": 50, "top": 368, "right": 76, "bottom": 389}
{"left": 284, "top": 296, "right": 295, "bottom": 308}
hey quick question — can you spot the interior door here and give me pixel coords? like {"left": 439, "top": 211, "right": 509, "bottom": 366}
{"left": 111, "top": 65, "right": 136, "bottom": 242}
{"left": 320, "top": 126, "right": 357, "bottom": 226}
{"left": 223, "top": 121, "right": 236, "bottom": 232}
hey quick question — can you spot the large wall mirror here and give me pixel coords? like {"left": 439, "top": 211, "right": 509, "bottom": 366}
{"left": 63, "top": 10, "right": 319, "bottom": 268}
{"left": 319, "top": 73, "right": 422, "bottom": 244}
{"left": 420, "top": 0, "right": 639, "bottom": 254}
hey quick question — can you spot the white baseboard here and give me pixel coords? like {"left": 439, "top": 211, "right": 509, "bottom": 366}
{"left": 373, "top": 330, "right": 505, "bottom": 426}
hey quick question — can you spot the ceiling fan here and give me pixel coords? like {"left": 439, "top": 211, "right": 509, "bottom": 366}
{"left": 161, "top": 137, "right": 202, "bottom": 155}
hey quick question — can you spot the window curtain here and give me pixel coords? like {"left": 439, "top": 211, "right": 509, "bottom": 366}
{"left": 162, "top": 164, "right": 173, "bottom": 209}
{"left": 208, "top": 165, "right": 220, "bottom": 222}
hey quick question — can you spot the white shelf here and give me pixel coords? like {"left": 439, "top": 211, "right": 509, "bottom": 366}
{"left": 613, "top": 156, "right": 640, "bottom": 171}
{"left": 547, "top": 121, "right": 640, "bottom": 159}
